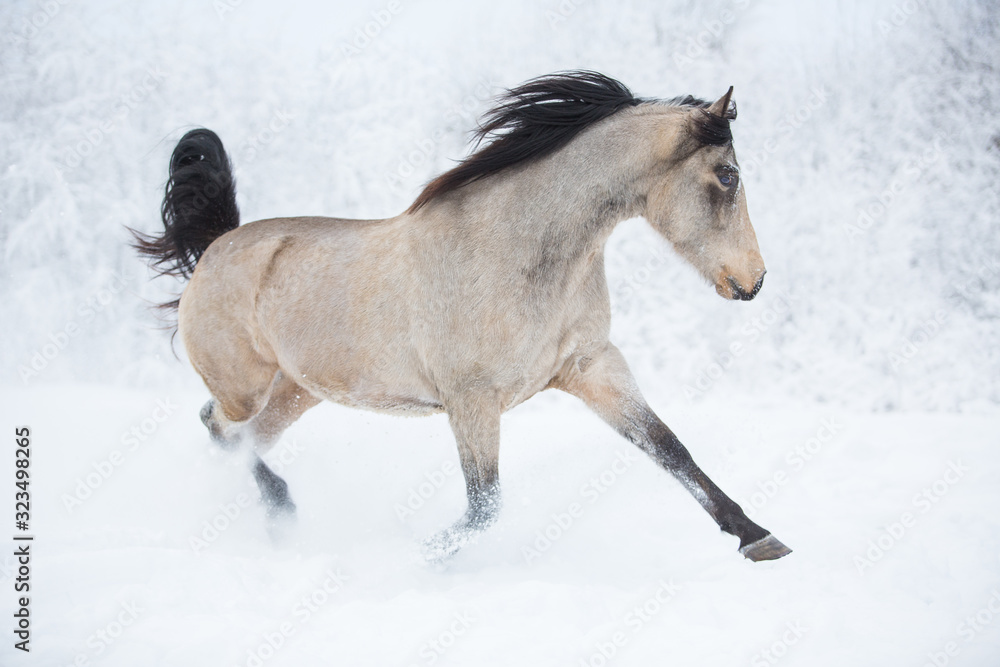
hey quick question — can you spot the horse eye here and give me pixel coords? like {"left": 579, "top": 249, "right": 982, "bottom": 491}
{"left": 719, "top": 173, "right": 735, "bottom": 187}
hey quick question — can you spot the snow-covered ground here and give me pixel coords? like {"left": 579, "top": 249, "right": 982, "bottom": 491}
{"left": 5, "top": 384, "right": 1000, "bottom": 666}
{"left": 2, "top": 0, "right": 999, "bottom": 665}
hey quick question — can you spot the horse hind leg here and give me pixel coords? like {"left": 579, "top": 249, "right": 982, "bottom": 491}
{"left": 183, "top": 306, "right": 320, "bottom": 530}
{"left": 246, "top": 372, "right": 321, "bottom": 520}
{"left": 197, "top": 352, "right": 319, "bottom": 525}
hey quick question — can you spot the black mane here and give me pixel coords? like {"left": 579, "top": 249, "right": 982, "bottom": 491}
{"left": 408, "top": 72, "right": 734, "bottom": 212}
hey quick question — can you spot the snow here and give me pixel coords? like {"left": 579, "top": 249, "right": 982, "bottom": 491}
{"left": 2, "top": 0, "right": 999, "bottom": 665}
{"left": 3, "top": 385, "right": 999, "bottom": 666}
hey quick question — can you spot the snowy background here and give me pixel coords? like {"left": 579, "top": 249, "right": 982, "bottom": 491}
{"left": 1, "top": 0, "right": 999, "bottom": 665}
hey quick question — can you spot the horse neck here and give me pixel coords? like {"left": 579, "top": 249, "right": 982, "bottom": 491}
{"left": 405, "top": 108, "right": 684, "bottom": 296}
{"left": 465, "top": 108, "right": 676, "bottom": 256}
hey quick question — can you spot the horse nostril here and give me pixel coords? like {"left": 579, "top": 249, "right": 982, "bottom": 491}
{"left": 727, "top": 273, "right": 764, "bottom": 301}
{"left": 726, "top": 276, "right": 748, "bottom": 300}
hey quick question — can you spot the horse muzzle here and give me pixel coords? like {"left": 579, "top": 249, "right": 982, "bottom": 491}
{"left": 718, "top": 271, "right": 765, "bottom": 301}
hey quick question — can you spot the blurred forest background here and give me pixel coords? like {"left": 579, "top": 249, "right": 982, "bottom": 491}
{"left": 2, "top": 0, "right": 998, "bottom": 413}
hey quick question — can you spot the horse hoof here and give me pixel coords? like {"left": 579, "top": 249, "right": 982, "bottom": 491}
{"left": 201, "top": 400, "right": 242, "bottom": 449}
{"left": 739, "top": 534, "right": 792, "bottom": 562}
{"left": 266, "top": 499, "right": 297, "bottom": 519}
{"left": 264, "top": 501, "right": 297, "bottom": 544}
{"left": 422, "top": 533, "right": 462, "bottom": 564}
{"left": 422, "top": 525, "right": 481, "bottom": 564}
{"left": 199, "top": 400, "right": 215, "bottom": 427}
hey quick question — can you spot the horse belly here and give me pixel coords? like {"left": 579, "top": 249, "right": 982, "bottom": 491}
{"left": 272, "top": 330, "right": 444, "bottom": 417}
{"left": 326, "top": 389, "right": 445, "bottom": 416}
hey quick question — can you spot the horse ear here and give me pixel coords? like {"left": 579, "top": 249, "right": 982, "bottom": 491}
{"left": 707, "top": 86, "right": 735, "bottom": 119}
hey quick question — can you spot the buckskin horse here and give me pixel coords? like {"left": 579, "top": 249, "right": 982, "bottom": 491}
{"left": 133, "top": 71, "right": 790, "bottom": 562}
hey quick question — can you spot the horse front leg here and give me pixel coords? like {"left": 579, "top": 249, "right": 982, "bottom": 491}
{"left": 554, "top": 343, "right": 791, "bottom": 562}
{"left": 423, "top": 396, "right": 502, "bottom": 562}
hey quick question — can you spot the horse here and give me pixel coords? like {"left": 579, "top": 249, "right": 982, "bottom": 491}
{"left": 133, "top": 71, "right": 790, "bottom": 562}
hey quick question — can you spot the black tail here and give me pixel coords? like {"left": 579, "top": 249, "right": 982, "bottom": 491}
{"left": 131, "top": 128, "right": 240, "bottom": 285}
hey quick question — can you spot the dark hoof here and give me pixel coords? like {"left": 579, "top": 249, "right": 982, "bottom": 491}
{"left": 740, "top": 534, "right": 792, "bottom": 562}
{"left": 199, "top": 400, "right": 214, "bottom": 428}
